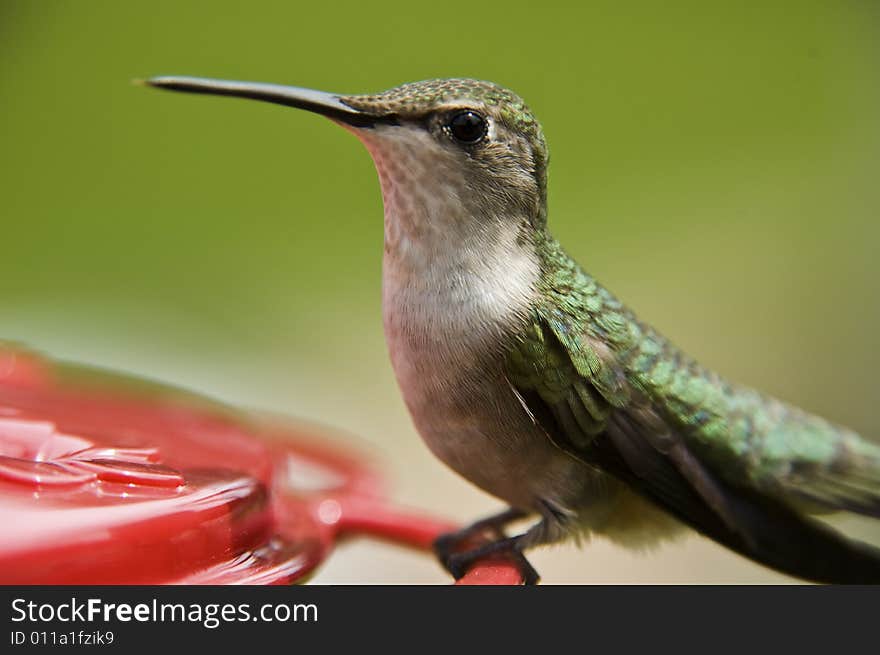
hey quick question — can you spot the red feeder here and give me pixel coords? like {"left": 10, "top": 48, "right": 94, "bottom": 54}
{"left": 0, "top": 345, "right": 523, "bottom": 585}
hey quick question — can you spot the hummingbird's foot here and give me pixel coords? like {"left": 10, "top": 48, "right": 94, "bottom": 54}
{"left": 433, "top": 507, "right": 529, "bottom": 565}
{"left": 443, "top": 535, "right": 540, "bottom": 585}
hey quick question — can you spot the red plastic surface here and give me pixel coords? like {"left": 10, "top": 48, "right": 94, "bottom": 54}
{"left": 0, "top": 346, "right": 523, "bottom": 585}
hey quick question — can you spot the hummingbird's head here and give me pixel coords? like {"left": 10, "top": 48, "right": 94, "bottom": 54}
{"left": 337, "top": 79, "right": 549, "bottom": 228}
{"left": 144, "top": 76, "right": 549, "bottom": 252}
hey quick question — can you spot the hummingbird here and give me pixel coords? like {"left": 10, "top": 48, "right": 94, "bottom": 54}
{"left": 144, "top": 75, "right": 880, "bottom": 584}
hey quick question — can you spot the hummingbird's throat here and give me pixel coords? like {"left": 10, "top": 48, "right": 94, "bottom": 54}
{"left": 351, "top": 124, "right": 470, "bottom": 259}
{"left": 350, "top": 123, "right": 541, "bottom": 341}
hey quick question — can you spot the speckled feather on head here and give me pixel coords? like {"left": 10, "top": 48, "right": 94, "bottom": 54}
{"left": 341, "top": 78, "right": 545, "bottom": 143}
{"left": 342, "top": 78, "right": 550, "bottom": 220}
{"left": 146, "top": 73, "right": 880, "bottom": 583}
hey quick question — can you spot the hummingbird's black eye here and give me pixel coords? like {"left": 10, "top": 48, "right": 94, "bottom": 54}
{"left": 447, "top": 110, "right": 487, "bottom": 144}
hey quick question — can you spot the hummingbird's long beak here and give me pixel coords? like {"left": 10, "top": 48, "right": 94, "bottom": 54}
{"left": 142, "top": 76, "right": 386, "bottom": 128}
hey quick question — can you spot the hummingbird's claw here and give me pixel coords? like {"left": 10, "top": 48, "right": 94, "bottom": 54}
{"left": 434, "top": 508, "right": 540, "bottom": 584}
{"left": 512, "top": 554, "right": 541, "bottom": 586}
{"left": 433, "top": 532, "right": 477, "bottom": 579}
{"left": 519, "top": 561, "right": 541, "bottom": 585}
{"left": 436, "top": 534, "right": 541, "bottom": 585}
{"left": 433, "top": 507, "right": 529, "bottom": 560}
{"left": 443, "top": 551, "right": 470, "bottom": 580}
{"left": 432, "top": 532, "right": 462, "bottom": 566}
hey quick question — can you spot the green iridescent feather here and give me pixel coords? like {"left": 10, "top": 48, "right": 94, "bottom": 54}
{"left": 507, "top": 232, "right": 880, "bottom": 518}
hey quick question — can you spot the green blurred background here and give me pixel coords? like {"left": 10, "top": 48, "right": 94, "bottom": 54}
{"left": 2, "top": 1, "right": 878, "bottom": 582}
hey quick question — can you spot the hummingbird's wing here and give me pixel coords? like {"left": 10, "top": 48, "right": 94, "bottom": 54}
{"left": 505, "top": 239, "right": 880, "bottom": 581}
{"left": 507, "top": 309, "right": 880, "bottom": 582}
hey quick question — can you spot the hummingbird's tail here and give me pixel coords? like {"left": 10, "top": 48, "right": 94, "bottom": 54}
{"left": 789, "top": 435, "right": 880, "bottom": 520}
{"left": 626, "top": 460, "right": 880, "bottom": 583}
{"left": 585, "top": 415, "right": 880, "bottom": 583}
{"left": 714, "top": 492, "right": 880, "bottom": 584}
{"left": 653, "top": 461, "right": 880, "bottom": 583}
